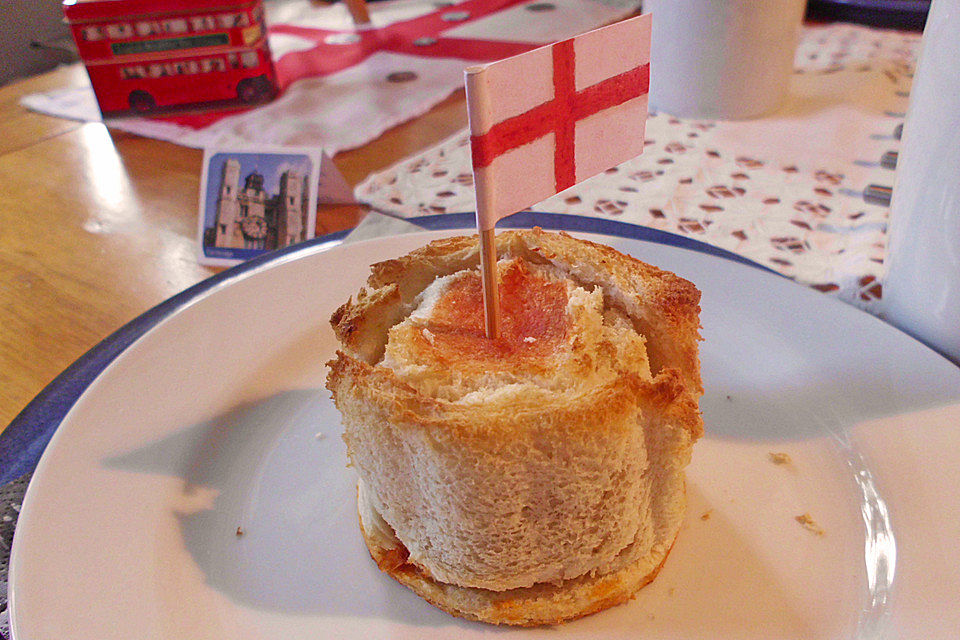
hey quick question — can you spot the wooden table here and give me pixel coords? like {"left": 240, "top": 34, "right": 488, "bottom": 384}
{"left": 0, "top": 63, "right": 469, "bottom": 433}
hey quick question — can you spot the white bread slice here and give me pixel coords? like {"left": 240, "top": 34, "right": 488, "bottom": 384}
{"left": 356, "top": 478, "right": 677, "bottom": 627}
{"left": 327, "top": 228, "right": 702, "bottom": 625}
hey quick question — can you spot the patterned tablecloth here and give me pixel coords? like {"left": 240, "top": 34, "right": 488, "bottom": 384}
{"left": 356, "top": 23, "right": 921, "bottom": 314}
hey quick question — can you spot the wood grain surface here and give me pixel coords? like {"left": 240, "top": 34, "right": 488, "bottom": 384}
{"left": 0, "top": 64, "right": 468, "bottom": 433}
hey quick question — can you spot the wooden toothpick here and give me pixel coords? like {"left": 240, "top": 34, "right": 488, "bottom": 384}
{"left": 343, "top": 0, "right": 371, "bottom": 25}
{"left": 479, "top": 228, "right": 501, "bottom": 339}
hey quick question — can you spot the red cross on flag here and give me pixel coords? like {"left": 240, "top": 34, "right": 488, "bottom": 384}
{"left": 466, "top": 14, "right": 651, "bottom": 231}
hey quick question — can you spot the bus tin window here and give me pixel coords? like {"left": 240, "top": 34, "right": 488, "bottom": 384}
{"left": 106, "top": 24, "right": 134, "bottom": 39}
{"left": 184, "top": 60, "right": 200, "bottom": 75}
{"left": 148, "top": 64, "right": 165, "bottom": 78}
{"left": 227, "top": 53, "right": 239, "bottom": 69}
{"left": 163, "top": 19, "right": 188, "bottom": 35}
{"left": 189, "top": 16, "right": 217, "bottom": 32}
{"left": 241, "top": 51, "right": 259, "bottom": 69}
{"left": 135, "top": 22, "right": 157, "bottom": 37}
{"left": 218, "top": 13, "right": 249, "bottom": 29}
{"left": 82, "top": 26, "right": 103, "bottom": 41}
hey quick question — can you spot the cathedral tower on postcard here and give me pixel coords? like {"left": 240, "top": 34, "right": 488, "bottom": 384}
{"left": 212, "top": 158, "right": 307, "bottom": 251}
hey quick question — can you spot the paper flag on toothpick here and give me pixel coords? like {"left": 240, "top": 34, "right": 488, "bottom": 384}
{"left": 466, "top": 13, "right": 651, "bottom": 231}
{"left": 465, "top": 14, "right": 651, "bottom": 338}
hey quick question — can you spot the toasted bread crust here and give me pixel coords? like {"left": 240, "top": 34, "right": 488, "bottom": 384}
{"left": 332, "top": 228, "right": 702, "bottom": 393}
{"left": 328, "top": 350, "right": 700, "bottom": 442}
{"left": 327, "top": 229, "right": 703, "bottom": 622}
{"left": 358, "top": 492, "right": 679, "bottom": 626}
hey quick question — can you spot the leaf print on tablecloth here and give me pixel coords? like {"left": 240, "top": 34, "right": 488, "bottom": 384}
{"left": 629, "top": 170, "right": 656, "bottom": 182}
{"left": 812, "top": 283, "right": 840, "bottom": 292}
{"left": 859, "top": 275, "right": 883, "bottom": 301}
{"left": 814, "top": 170, "right": 844, "bottom": 185}
{"left": 411, "top": 158, "right": 430, "bottom": 171}
{"left": 679, "top": 218, "right": 711, "bottom": 233}
{"left": 594, "top": 199, "right": 627, "bottom": 216}
{"left": 772, "top": 236, "right": 808, "bottom": 253}
{"left": 794, "top": 200, "right": 832, "bottom": 216}
{"left": 736, "top": 156, "right": 764, "bottom": 168}
{"left": 706, "top": 185, "right": 745, "bottom": 198}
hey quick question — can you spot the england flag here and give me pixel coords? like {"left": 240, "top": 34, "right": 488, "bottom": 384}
{"left": 466, "top": 14, "right": 651, "bottom": 230}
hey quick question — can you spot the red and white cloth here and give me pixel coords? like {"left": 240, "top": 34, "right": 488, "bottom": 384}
{"left": 466, "top": 15, "right": 650, "bottom": 229}
{"left": 21, "top": 0, "right": 639, "bottom": 153}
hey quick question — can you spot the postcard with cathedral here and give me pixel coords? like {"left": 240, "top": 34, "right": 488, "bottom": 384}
{"left": 197, "top": 147, "right": 322, "bottom": 266}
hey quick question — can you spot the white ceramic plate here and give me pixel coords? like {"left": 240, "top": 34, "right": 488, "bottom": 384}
{"left": 11, "top": 229, "right": 960, "bottom": 639}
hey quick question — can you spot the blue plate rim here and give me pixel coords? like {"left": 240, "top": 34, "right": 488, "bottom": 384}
{"left": 0, "top": 212, "right": 772, "bottom": 484}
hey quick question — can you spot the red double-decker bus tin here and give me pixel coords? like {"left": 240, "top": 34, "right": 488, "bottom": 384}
{"left": 63, "top": 0, "right": 279, "bottom": 117}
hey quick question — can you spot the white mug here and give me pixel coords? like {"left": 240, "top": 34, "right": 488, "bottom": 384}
{"left": 645, "top": 0, "right": 806, "bottom": 119}
{"left": 881, "top": 0, "right": 960, "bottom": 363}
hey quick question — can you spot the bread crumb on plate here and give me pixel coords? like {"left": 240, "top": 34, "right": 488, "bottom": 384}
{"left": 768, "top": 452, "right": 792, "bottom": 465}
{"left": 795, "top": 513, "right": 825, "bottom": 536}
